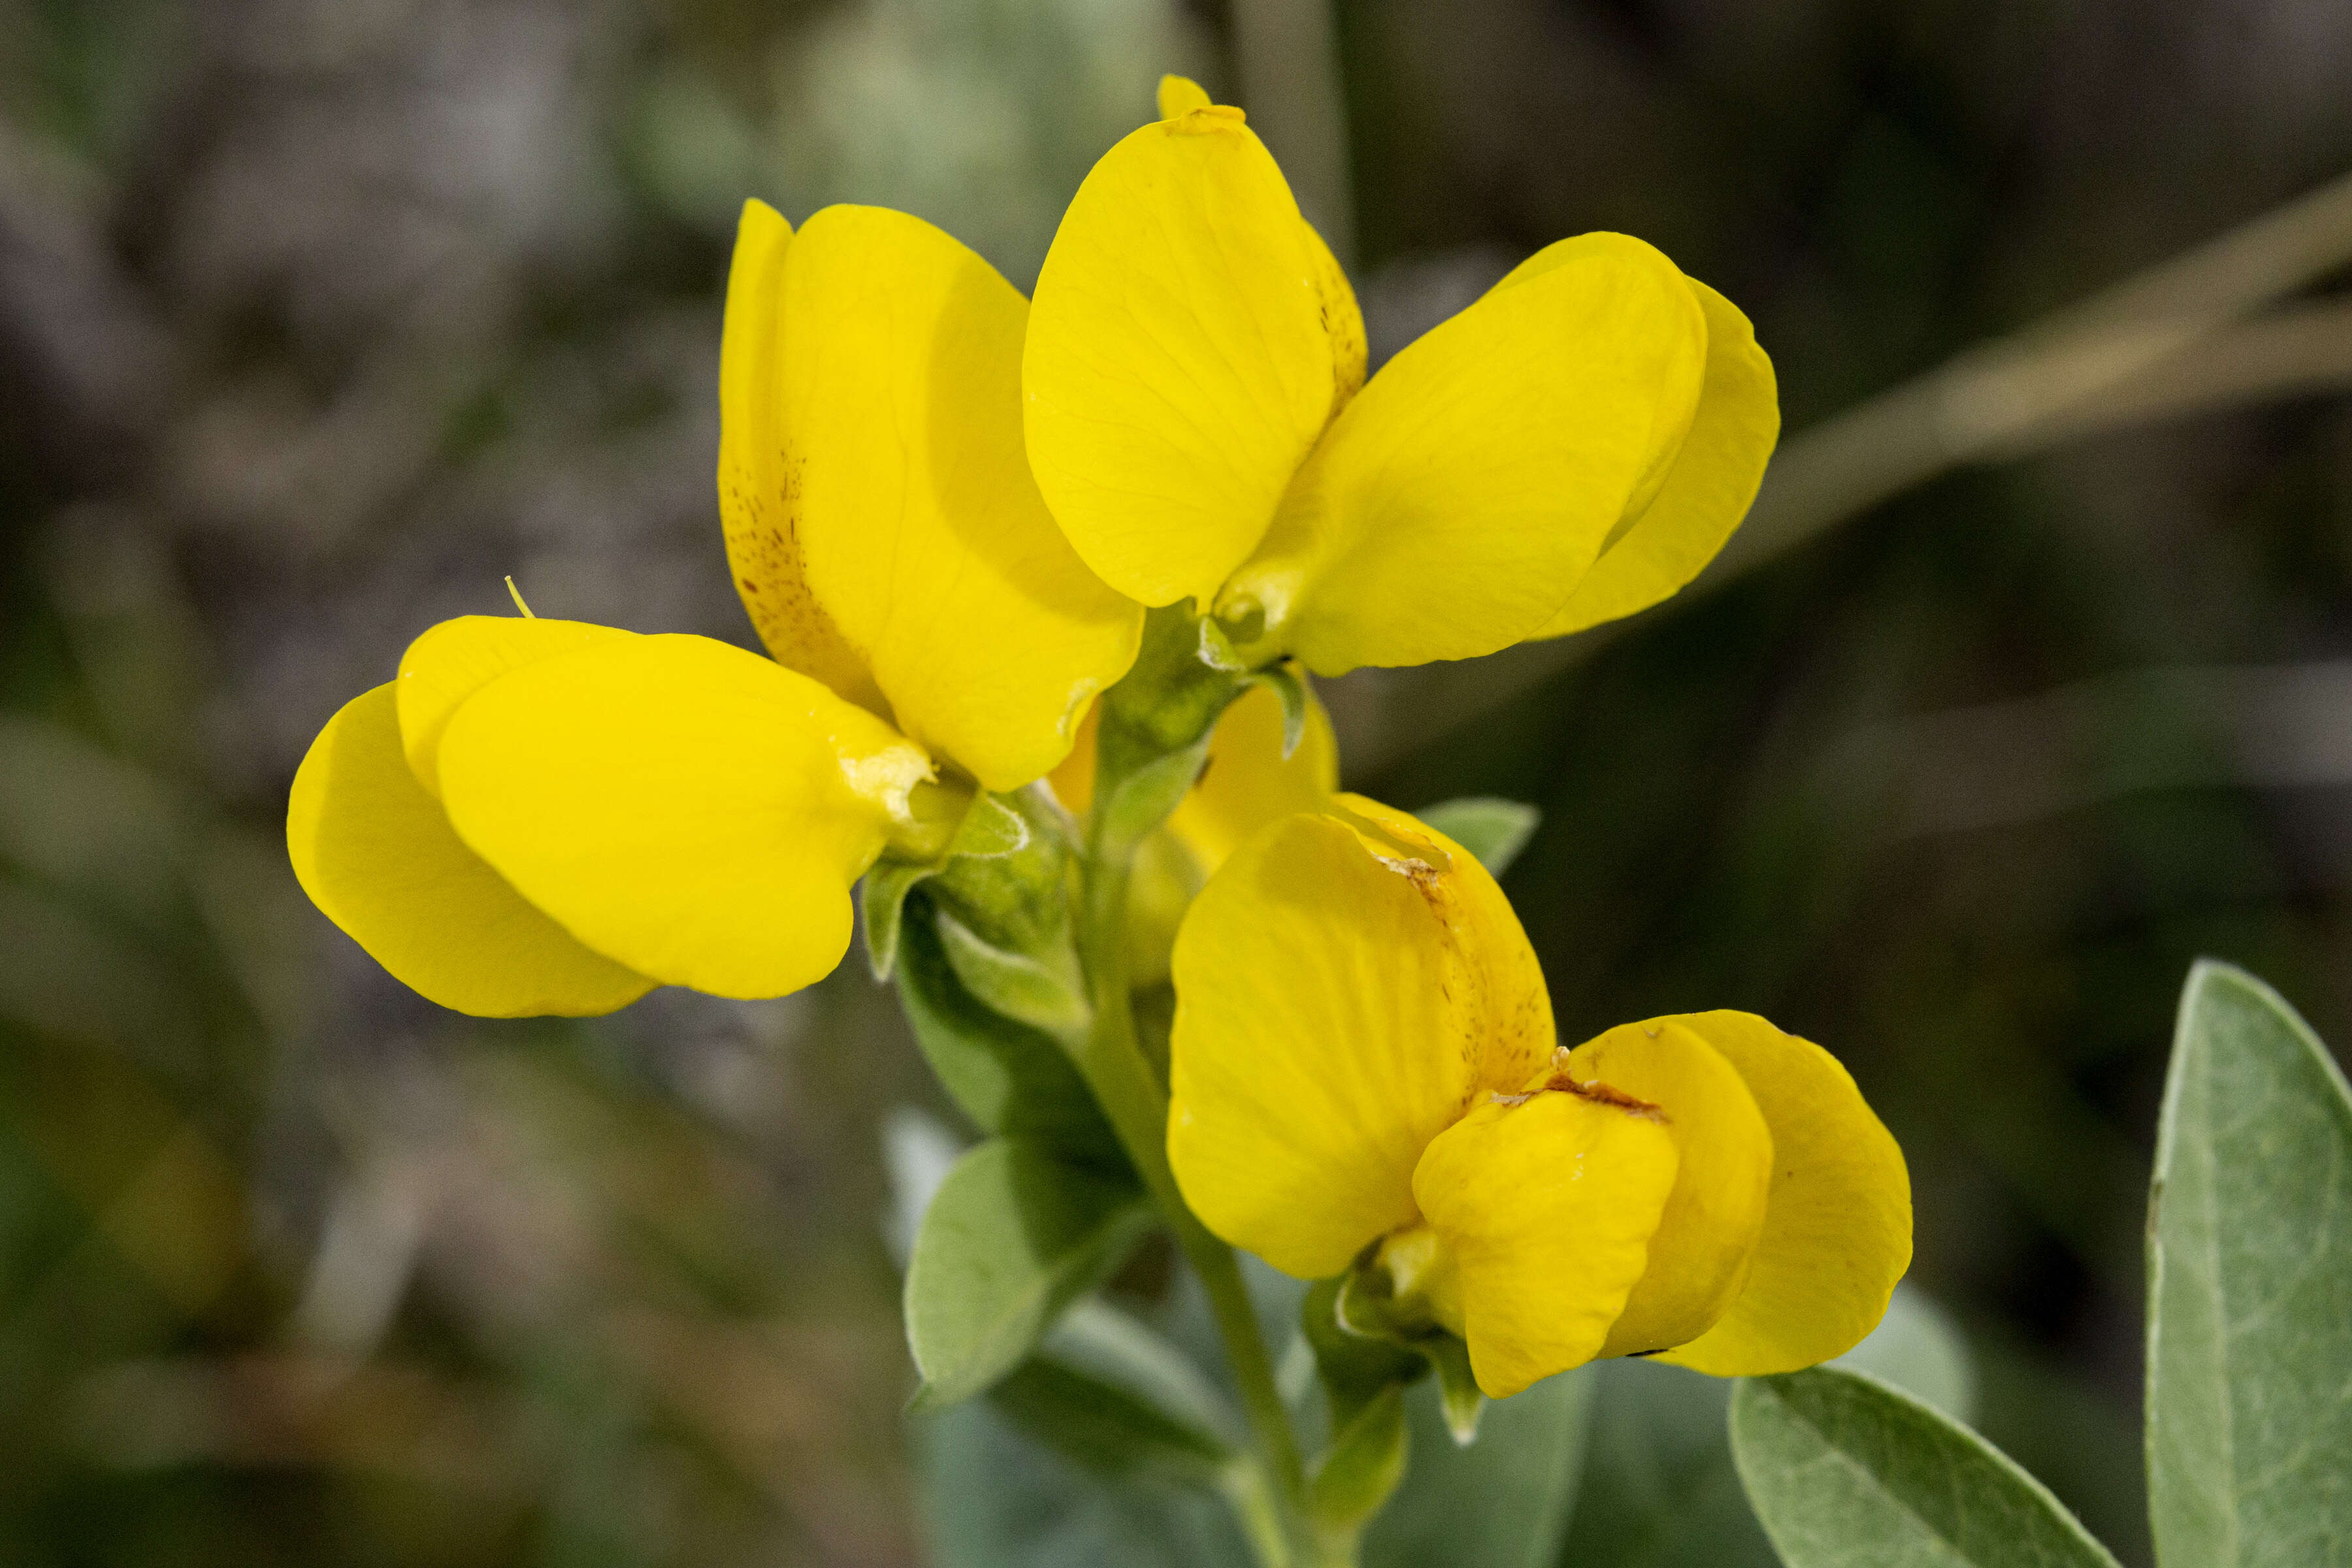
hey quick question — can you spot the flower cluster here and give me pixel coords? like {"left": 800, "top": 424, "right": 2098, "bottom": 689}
{"left": 287, "top": 74, "right": 1902, "bottom": 1405}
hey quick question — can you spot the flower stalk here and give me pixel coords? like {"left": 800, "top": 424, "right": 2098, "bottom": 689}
{"left": 1067, "top": 609, "right": 1322, "bottom": 1564}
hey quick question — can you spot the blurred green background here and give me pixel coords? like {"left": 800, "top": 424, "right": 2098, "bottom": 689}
{"left": 5, "top": 0, "right": 2351, "bottom": 1562}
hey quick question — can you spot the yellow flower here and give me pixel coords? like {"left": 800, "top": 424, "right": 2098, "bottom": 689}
{"left": 287, "top": 201, "right": 1142, "bottom": 1017}
{"left": 1022, "top": 76, "right": 1780, "bottom": 676}
{"left": 1166, "top": 797, "right": 1910, "bottom": 1399}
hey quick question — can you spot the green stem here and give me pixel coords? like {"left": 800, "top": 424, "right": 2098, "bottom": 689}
{"left": 1075, "top": 825, "right": 1311, "bottom": 1548}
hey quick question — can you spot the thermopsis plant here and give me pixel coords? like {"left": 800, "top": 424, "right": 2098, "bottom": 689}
{"left": 286, "top": 75, "right": 1910, "bottom": 1567}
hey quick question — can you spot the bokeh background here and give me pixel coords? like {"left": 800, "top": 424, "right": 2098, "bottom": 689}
{"left": 5, "top": 0, "right": 2352, "bottom": 1562}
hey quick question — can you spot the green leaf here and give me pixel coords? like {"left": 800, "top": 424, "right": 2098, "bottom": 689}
{"left": 1301, "top": 1276, "right": 1425, "bottom": 1429}
{"left": 1362, "top": 1367, "right": 1593, "bottom": 1568}
{"left": 894, "top": 908, "right": 1124, "bottom": 1169}
{"left": 2147, "top": 959, "right": 2352, "bottom": 1568}
{"left": 989, "top": 1354, "right": 1229, "bottom": 1486}
{"left": 1021, "top": 1297, "right": 1241, "bottom": 1463}
{"left": 1730, "top": 1366, "right": 2122, "bottom": 1568}
{"left": 905, "top": 1138, "right": 1152, "bottom": 1409}
{"left": 1416, "top": 797, "right": 1541, "bottom": 876}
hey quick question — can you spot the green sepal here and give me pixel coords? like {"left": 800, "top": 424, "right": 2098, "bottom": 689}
{"left": 905, "top": 1137, "right": 1153, "bottom": 1410}
{"left": 1333, "top": 1256, "right": 1487, "bottom": 1445}
{"left": 894, "top": 902, "right": 1126, "bottom": 1171}
{"left": 1414, "top": 796, "right": 1541, "bottom": 878}
{"left": 935, "top": 905, "right": 1089, "bottom": 1038}
{"left": 1420, "top": 1333, "right": 1486, "bottom": 1446}
{"left": 1246, "top": 661, "right": 1311, "bottom": 759}
{"left": 948, "top": 791, "right": 1033, "bottom": 857}
{"left": 1091, "top": 605, "right": 1252, "bottom": 857}
{"left": 862, "top": 858, "right": 939, "bottom": 981}
{"left": 1303, "top": 1276, "right": 1426, "bottom": 1429}
{"left": 1096, "top": 736, "right": 1217, "bottom": 860}
{"left": 862, "top": 789, "right": 1043, "bottom": 981}
{"left": 1300, "top": 1277, "right": 1424, "bottom": 1532}
{"left": 921, "top": 786, "right": 1088, "bottom": 1036}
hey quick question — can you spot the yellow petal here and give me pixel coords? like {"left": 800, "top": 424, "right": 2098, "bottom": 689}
{"left": 436, "top": 634, "right": 930, "bottom": 1000}
{"left": 1566, "top": 1021, "right": 1774, "bottom": 1358}
{"left": 1167, "top": 796, "right": 1553, "bottom": 1279}
{"left": 717, "top": 199, "right": 886, "bottom": 714}
{"left": 1165, "top": 679, "right": 1339, "bottom": 876}
{"left": 1646, "top": 1011, "right": 1912, "bottom": 1376}
{"left": 395, "top": 615, "right": 632, "bottom": 797}
{"left": 1535, "top": 277, "right": 1778, "bottom": 637}
{"left": 287, "top": 685, "right": 654, "bottom": 1017}
{"left": 1412, "top": 1084, "right": 1680, "bottom": 1397}
{"left": 779, "top": 204, "right": 1141, "bottom": 790}
{"left": 1025, "top": 107, "right": 1347, "bottom": 607}
{"left": 1156, "top": 74, "right": 1212, "bottom": 118}
{"left": 1222, "top": 233, "right": 1708, "bottom": 674}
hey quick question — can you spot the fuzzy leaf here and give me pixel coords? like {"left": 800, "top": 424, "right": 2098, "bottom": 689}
{"left": 2147, "top": 960, "right": 2352, "bottom": 1568}
{"left": 906, "top": 1138, "right": 1151, "bottom": 1408}
{"left": 1731, "top": 1366, "right": 2121, "bottom": 1568}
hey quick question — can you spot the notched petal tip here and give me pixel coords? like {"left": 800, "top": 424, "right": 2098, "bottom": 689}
{"left": 1167, "top": 103, "right": 1249, "bottom": 133}
{"left": 1156, "top": 74, "right": 1216, "bottom": 120}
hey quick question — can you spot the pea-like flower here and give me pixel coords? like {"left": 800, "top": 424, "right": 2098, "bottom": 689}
{"left": 1167, "top": 797, "right": 1910, "bottom": 1397}
{"left": 1024, "top": 76, "right": 1780, "bottom": 674}
{"left": 287, "top": 201, "right": 1141, "bottom": 1017}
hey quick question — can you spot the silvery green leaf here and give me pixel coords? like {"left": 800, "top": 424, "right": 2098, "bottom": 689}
{"left": 2147, "top": 960, "right": 2352, "bottom": 1568}
{"left": 905, "top": 1138, "right": 1151, "bottom": 1409}
{"left": 1730, "top": 1366, "right": 2121, "bottom": 1568}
